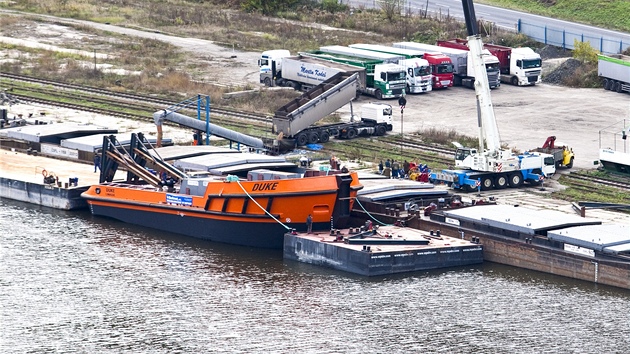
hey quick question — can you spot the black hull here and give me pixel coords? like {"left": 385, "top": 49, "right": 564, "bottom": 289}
{"left": 89, "top": 204, "right": 328, "bottom": 249}
{"left": 600, "top": 160, "right": 630, "bottom": 174}
{"left": 1, "top": 177, "right": 88, "bottom": 210}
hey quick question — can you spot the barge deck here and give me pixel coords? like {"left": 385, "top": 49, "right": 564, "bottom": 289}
{"left": 283, "top": 225, "right": 483, "bottom": 276}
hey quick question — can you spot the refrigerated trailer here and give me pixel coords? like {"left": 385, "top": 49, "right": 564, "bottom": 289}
{"left": 599, "top": 54, "right": 630, "bottom": 94}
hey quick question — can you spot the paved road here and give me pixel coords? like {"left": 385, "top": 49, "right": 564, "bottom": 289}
{"left": 347, "top": 0, "right": 630, "bottom": 51}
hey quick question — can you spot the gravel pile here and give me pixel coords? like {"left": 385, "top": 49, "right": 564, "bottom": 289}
{"left": 538, "top": 45, "right": 572, "bottom": 60}
{"left": 542, "top": 58, "right": 583, "bottom": 85}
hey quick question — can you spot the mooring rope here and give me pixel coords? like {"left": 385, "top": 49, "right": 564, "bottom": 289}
{"left": 354, "top": 198, "right": 393, "bottom": 227}
{"left": 232, "top": 176, "right": 291, "bottom": 230}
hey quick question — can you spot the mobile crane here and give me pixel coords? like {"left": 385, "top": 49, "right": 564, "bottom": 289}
{"left": 430, "top": 0, "right": 555, "bottom": 192}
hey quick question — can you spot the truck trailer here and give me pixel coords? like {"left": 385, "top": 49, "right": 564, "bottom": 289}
{"left": 394, "top": 42, "right": 500, "bottom": 89}
{"left": 348, "top": 43, "right": 433, "bottom": 94}
{"left": 302, "top": 45, "right": 406, "bottom": 99}
{"left": 272, "top": 72, "right": 393, "bottom": 146}
{"left": 598, "top": 54, "right": 630, "bottom": 94}
{"left": 437, "top": 39, "right": 542, "bottom": 86}
{"left": 259, "top": 51, "right": 366, "bottom": 94}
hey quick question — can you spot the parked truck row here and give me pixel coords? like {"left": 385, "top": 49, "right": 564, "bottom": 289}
{"left": 436, "top": 39, "right": 542, "bottom": 86}
{"left": 394, "top": 41, "right": 501, "bottom": 89}
{"left": 347, "top": 43, "right": 434, "bottom": 93}
{"left": 260, "top": 40, "right": 543, "bottom": 98}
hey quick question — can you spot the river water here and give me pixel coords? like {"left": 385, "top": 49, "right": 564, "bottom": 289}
{"left": 1, "top": 198, "right": 629, "bottom": 353}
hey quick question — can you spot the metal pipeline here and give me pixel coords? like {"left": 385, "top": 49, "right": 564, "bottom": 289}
{"left": 153, "top": 110, "right": 267, "bottom": 149}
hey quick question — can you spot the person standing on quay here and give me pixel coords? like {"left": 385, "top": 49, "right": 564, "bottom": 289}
{"left": 392, "top": 160, "right": 400, "bottom": 179}
{"left": 306, "top": 214, "right": 313, "bottom": 234}
{"left": 93, "top": 153, "right": 101, "bottom": 173}
{"left": 378, "top": 160, "right": 384, "bottom": 174}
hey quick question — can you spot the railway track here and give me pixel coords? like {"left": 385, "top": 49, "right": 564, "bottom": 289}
{"left": 1, "top": 72, "right": 271, "bottom": 123}
{"left": 328, "top": 139, "right": 454, "bottom": 168}
{"left": 563, "top": 172, "right": 630, "bottom": 192}
{"left": 10, "top": 93, "right": 272, "bottom": 133}
{"left": 567, "top": 173, "right": 630, "bottom": 191}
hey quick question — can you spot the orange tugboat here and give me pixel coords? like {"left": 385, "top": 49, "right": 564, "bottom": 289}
{"left": 82, "top": 133, "right": 362, "bottom": 248}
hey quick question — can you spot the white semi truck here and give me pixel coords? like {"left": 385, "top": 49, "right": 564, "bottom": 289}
{"left": 429, "top": 0, "right": 555, "bottom": 192}
{"left": 598, "top": 54, "right": 630, "bottom": 94}
{"left": 394, "top": 42, "right": 500, "bottom": 89}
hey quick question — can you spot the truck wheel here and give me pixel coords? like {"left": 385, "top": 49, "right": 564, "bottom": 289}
{"left": 405, "top": 85, "right": 410, "bottom": 94}
{"left": 511, "top": 76, "right": 518, "bottom": 86}
{"left": 507, "top": 172, "right": 523, "bottom": 188}
{"left": 347, "top": 128, "right": 358, "bottom": 139}
{"left": 481, "top": 177, "right": 493, "bottom": 191}
{"left": 319, "top": 131, "right": 330, "bottom": 143}
{"left": 375, "top": 90, "right": 383, "bottom": 100}
{"left": 462, "top": 184, "right": 475, "bottom": 193}
{"left": 495, "top": 174, "right": 508, "bottom": 189}
{"left": 376, "top": 125, "right": 386, "bottom": 136}
{"left": 263, "top": 78, "right": 272, "bottom": 87}
{"left": 296, "top": 133, "right": 308, "bottom": 146}
{"left": 603, "top": 79, "right": 611, "bottom": 90}
{"left": 308, "top": 132, "right": 319, "bottom": 144}
{"left": 567, "top": 157, "right": 574, "bottom": 169}
{"left": 616, "top": 81, "right": 623, "bottom": 93}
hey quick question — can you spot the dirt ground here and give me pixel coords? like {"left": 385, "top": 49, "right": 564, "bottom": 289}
{"left": 2, "top": 11, "right": 630, "bottom": 171}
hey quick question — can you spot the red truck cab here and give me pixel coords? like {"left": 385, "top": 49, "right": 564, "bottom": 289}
{"left": 422, "top": 53, "right": 454, "bottom": 89}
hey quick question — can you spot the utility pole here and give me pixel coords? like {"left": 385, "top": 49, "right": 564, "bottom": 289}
{"left": 398, "top": 96, "right": 407, "bottom": 154}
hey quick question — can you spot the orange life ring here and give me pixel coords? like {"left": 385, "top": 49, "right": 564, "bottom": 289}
{"left": 42, "top": 169, "right": 48, "bottom": 177}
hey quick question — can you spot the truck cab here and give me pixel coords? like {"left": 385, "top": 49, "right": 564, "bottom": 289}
{"left": 398, "top": 58, "right": 432, "bottom": 93}
{"left": 360, "top": 102, "right": 393, "bottom": 127}
{"left": 423, "top": 53, "right": 455, "bottom": 89}
{"left": 520, "top": 152, "right": 556, "bottom": 177}
{"left": 374, "top": 63, "right": 407, "bottom": 98}
{"left": 509, "top": 47, "right": 542, "bottom": 86}
{"left": 258, "top": 49, "right": 291, "bottom": 86}
{"left": 463, "top": 48, "right": 500, "bottom": 88}
{"left": 479, "top": 50, "right": 501, "bottom": 88}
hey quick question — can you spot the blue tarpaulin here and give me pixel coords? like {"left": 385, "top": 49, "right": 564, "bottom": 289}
{"left": 306, "top": 144, "right": 323, "bottom": 150}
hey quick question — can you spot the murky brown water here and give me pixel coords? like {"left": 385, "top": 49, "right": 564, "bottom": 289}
{"left": 1, "top": 199, "right": 628, "bottom": 353}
